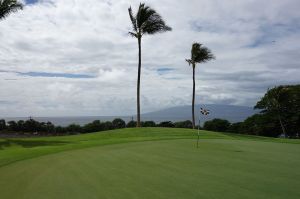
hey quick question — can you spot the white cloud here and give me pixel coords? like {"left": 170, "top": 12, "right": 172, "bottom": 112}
{"left": 0, "top": 0, "right": 299, "bottom": 117}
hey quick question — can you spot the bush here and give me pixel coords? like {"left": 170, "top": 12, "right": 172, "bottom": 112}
{"left": 241, "top": 113, "right": 281, "bottom": 137}
{"left": 66, "top": 124, "right": 82, "bottom": 134}
{"left": 157, "top": 121, "right": 174, "bottom": 128}
{"left": 83, "top": 120, "right": 103, "bottom": 133}
{"left": 126, "top": 121, "right": 137, "bottom": 128}
{"left": 102, "top": 121, "right": 113, "bottom": 131}
{"left": 204, "top": 119, "right": 230, "bottom": 132}
{"left": 227, "top": 122, "right": 244, "bottom": 134}
{"left": 0, "top": 119, "right": 6, "bottom": 131}
{"left": 174, "top": 120, "right": 193, "bottom": 129}
{"left": 7, "top": 121, "right": 18, "bottom": 131}
{"left": 112, "top": 118, "right": 126, "bottom": 129}
{"left": 142, "top": 121, "right": 156, "bottom": 127}
{"left": 55, "top": 126, "right": 67, "bottom": 135}
{"left": 23, "top": 119, "right": 40, "bottom": 132}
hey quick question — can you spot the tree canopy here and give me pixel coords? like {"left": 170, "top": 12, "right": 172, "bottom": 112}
{"left": 186, "top": 43, "right": 215, "bottom": 67}
{"left": 255, "top": 85, "right": 300, "bottom": 136}
{"left": 0, "top": 0, "right": 23, "bottom": 20}
{"left": 128, "top": 3, "right": 172, "bottom": 38}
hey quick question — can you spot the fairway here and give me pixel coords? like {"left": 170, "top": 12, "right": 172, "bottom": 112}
{"left": 0, "top": 128, "right": 300, "bottom": 199}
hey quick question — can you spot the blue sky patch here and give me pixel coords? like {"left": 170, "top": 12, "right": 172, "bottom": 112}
{"left": 26, "top": 0, "right": 39, "bottom": 4}
{"left": 190, "top": 21, "right": 219, "bottom": 33}
{"left": 157, "top": 68, "right": 175, "bottom": 75}
{"left": 247, "top": 21, "right": 300, "bottom": 48}
{"left": 1, "top": 69, "right": 95, "bottom": 79}
{"left": 17, "top": 71, "right": 95, "bottom": 79}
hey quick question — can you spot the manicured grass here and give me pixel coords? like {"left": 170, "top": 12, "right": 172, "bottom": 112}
{"left": 0, "top": 128, "right": 300, "bottom": 199}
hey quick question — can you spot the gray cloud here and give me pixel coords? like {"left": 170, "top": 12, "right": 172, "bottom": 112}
{"left": 0, "top": 0, "right": 299, "bottom": 117}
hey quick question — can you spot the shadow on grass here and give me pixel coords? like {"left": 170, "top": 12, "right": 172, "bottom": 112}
{"left": 0, "top": 140, "right": 71, "bottom": 150}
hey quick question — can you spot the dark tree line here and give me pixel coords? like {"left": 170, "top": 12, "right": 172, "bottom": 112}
{"left": 0, "top": 118, "right": 194, "bottom": 136}
{"left": 0, "top": 118, "right": 126, "bottom": 136}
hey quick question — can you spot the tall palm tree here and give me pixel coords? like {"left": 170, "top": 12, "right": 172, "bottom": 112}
{"left": 128, "top": 3, "right": 172, "bottom": 127}
{"left": 186, "top": 43, "right": 215, "bottom": 129}
{"left": 0, "top": 0, "right": 23, "bottom": 20}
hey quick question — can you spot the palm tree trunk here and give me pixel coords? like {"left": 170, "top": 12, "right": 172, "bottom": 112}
{"left": 136, "top": 36, "right": 142, "bottom": 127}
{"left": 192, "top": 65, "right": 196, "bottom": 129}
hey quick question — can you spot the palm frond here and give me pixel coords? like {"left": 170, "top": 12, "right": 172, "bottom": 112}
{"left": 128, "top": 6, "right": 137, "bottom": 32}
{"left": 0, "top": 0, "right": 23, "bottom": 20}
{"left": 190, "top": 43, "right": 215, "bottom": 64}
{"left": 128, "top": 31, "right": 138, "bottom": 38}
{"left": 128, "top": 3, "right": 172, "bottom": 37}
{"left": 186, "top": 59, "right": 193, "bottom": 66}
{"left": 141, "top": 12, "right": 172, "bottom": 35}
{"left": 136, "top": 3, "right": 146, "bottom": 28}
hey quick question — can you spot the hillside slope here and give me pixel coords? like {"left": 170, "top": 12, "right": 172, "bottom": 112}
{"left": 0, "top": 128, "right": 299, "bottom": 199}
{"left": 142, "top": 104, "right": 258, "bottom": 123}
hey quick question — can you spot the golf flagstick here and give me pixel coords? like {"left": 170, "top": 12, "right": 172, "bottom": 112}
{"left": 197, "top": 107, "right": 210, "bottom": 148}
{"left": 197, "top": 115, "right": 200, "bottom": 148}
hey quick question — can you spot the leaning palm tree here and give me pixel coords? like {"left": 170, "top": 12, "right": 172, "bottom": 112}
{"left": 128, "top": 3, "right": 172, "bottom": 127}
{"left": 0, "top": 0, "right": 23, "bottom": 20}
{"left": 186, "top": 43, "right": 215, "bottom": 129}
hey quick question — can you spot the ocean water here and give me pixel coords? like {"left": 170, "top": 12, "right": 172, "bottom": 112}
{"left": 2, "top": 116, "right": 188, "bottom": 127}
{"left": 2, "top": 104, "right": 256, "bottom": 127}
{"left": 2, "top": 116, "right": 133, "bottom": 127}
{"left": 1, "top": 115, "right": 236, "bottom": 127}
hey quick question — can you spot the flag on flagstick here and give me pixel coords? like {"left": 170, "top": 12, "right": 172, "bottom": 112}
{"left": 197, "top": 107, "right": 210, "bottom": 148}
{"left": 200, "top": 108, "right": 210, "bottom": 116}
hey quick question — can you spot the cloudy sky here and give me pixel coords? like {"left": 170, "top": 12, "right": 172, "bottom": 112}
{"left": 0, "top": 0, "right": 299, "bottom": 117}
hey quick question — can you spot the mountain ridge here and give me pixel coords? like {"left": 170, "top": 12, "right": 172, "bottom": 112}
{"left": 141, "top": 104, "right": 258, "bottom": 123}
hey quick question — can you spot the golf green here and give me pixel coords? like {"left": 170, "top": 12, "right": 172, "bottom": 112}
{"left": 0, "top": 128, "right": 299, "bottom": 199}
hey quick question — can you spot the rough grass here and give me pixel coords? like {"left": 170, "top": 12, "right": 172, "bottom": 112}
{"left": 0, "top": 128, "right": 299, "bottom": 199}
